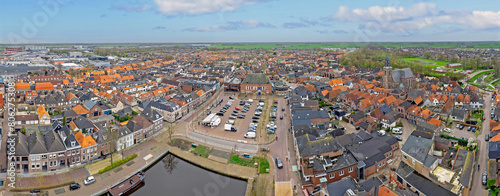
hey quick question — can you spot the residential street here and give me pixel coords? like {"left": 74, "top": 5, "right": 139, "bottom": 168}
{"left": 470, "top": 93, "right": 491, "bottom": 196}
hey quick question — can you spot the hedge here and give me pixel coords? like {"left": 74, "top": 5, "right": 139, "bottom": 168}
{"left": 99, "top": 153, "right": 138, "bottom": 174}
{"left": 440, "top": 134, "right": 469, "bottom": 146}
{"left": 10, "top": 180, "right": 76, "bottom": 192}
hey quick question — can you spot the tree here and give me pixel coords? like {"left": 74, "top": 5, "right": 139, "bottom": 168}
{"left": 166, "top": 123, "right": 175, "bottom": 143}
{"left": 423, "top": 52, "right": 431, "bottom": 59}
{"left": 108, "top": 128, "right": 119, "bottom": 166}
{"left": 63, "top": 116, "right": 67, "bottom": 126}
{"left": 82, "top": 128, "right": 88, "bottom": 134}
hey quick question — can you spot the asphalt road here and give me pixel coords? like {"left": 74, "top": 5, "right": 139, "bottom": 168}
{"left": 470, "top": 93, "right": 491, "bottom": 196}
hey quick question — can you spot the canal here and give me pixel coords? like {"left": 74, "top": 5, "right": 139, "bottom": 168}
{"left": 130, "top": 153, "right": 248, "bottom": 196}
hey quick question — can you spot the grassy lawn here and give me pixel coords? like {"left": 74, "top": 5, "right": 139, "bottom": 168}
{"left": 258, "top": 157, "right": 270, "bottom": 174}
{"left": 468, "top": 70, "right": 495, "bottom": 83}
{"left": 493, "top": 79, "right": 500, "bottom": 86}
{"left": 229, "top": 153, "right": 257, "bottom": 167}
{"left": 402, "top": 58, "right": 449, "bottom": 67}
{"left": 191, "top": 145, "right": 211, "bottom": 158}
{"left": 485, "top": 74, "right": 495, "bottom": 83}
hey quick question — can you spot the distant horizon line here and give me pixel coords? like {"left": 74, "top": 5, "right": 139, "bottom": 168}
{"left": 2, "top": 41, "right": 500, "bottom": 46}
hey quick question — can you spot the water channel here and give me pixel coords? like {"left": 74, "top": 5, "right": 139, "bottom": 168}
{"left": 130, "top": 153, "right": 248, "bottom": 196}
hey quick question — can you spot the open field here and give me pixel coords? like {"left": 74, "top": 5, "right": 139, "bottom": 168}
{"left": 402, "top": 58, "right": 450, "bottom": 68}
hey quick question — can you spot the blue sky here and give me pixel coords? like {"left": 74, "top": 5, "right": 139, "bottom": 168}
{"left": 1, "top": 0, "right": 500, "bottom": 43}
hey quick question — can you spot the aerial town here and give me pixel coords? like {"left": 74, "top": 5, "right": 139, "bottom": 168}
{"left": 0, "top": 42, "right": 498, "bottom": 196}
{"left": 3, "top": 0, "right": 500, "bottom": 196}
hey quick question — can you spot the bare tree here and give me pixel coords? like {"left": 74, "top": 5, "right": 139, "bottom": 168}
{"left": 166, "top": 123, "right": 175, "bottom": 143}
{"left": 108, "top": 128, "right": 120, "bottom": 165}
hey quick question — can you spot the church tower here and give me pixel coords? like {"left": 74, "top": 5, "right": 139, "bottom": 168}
{"left": 383, "top": 51, "right": 392, "bottom": 89}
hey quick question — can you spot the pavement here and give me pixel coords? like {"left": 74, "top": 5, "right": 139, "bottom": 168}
{"left": 470, "top": 93, "right": 491, "bottom": 196}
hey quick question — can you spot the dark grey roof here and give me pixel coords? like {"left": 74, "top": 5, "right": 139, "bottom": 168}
{"left": 396, "top": 162, "right": 457, "bottom": 196}
{"left": 140, "top": 107, "right": 163, "bottom": 122}
{"left": 488, "top": 141, "right": 500, "bottom": 159}
{"left": 358, "top": 177, "right": 382, "bottom": 192}
{"left": 293, "top": 125, "right": 320, "bottom": 138}
{"left": 241, "top": 73, "right": 270, "bottom": 84}
{"left": 292, "top": 110, "right": 330, "bottom": 120}
{"left": 326, "top": 176, "right": 358, "bottom": 196}
{"left": 296, "top": 134, "right": 341, "bottom": 157}
{"left": 72, "top": 116, "right": 95, "bottom": 130}
{"left": 451, "top": 108, "right": 466, "bottom": 120}
{"left": 416, "top": 121, "right": 438, "bottom": 133}
{"left": 392, "top": 68, "right": 414, "bottom": 83}
{"left": 401, "top": 135, "right": 436, "bottom": 167}
{"left": 62, "top": 109, "right": 78, "bottom": 118}
{"left": 44, "top": 130, "right": 66, "bottom": 152}
{"left": 398, "top": 101, "right": 413, "bottom": 110}
{"left": 351, "top": 111, "right": 364, "bottom": 122}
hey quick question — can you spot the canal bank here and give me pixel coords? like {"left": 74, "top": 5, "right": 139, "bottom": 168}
{"left": 93, "top": 142, "right": 257, "bottom": 196}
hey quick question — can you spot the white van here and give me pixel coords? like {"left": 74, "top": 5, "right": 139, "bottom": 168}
{"left": 244, "top": 132, "right": 256, "bottom": 138}
{"left": 226, "top": 120, "right": 235, "bottom": 125}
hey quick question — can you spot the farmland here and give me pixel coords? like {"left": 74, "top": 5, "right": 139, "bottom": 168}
{"left": 402, "top": 58, "right": 450, "bottom": 68}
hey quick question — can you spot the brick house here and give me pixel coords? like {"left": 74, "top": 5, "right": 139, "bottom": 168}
{"left": 240, "top": 73, "right": 273, "bottom": 94}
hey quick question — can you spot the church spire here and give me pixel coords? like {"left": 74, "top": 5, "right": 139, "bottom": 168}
{"left": 384, "top": 50, "right": 392, "bottom": 69}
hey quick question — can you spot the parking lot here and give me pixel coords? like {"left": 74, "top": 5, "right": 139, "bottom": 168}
{"left": 446, "top": 123, "right": 477, "bottom": 140}
{"left": 196, "top": 93, "right": 276, "bottom": 142}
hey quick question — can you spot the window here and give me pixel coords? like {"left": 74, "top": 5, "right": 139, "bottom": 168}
{"left": 50, "top": 162, "right": 52, "bottom": 167}
{"left": 31, "top": 164, "right": 35, "bottom": 169}
{"left": 340, "top": 171, "right": 344, "bottom": 176}
{"left": 49, "top": 155, "right": 52, "bottom": 159}
{"left": 349, "top": 167, "right": 353, "bottom": 173}
{"left": 403, "top": 155, "right": 407, "bottom": 160}
{"left": 36, "top": 163, "right": 40, "bottom": 168}
{"left": 329, "top": 173, "right": 335, "bottom": 179}
{"left": 54, "top": 161, "right": 57, "bottom": 166}
{"left": 37, "top": 156, "right": 40, "bottom": 160}
{"left": 31, "top": 156, "right": 35, "bottom": 161}
{"left": 412, "top": 159, "right": 415, "bottom": 165}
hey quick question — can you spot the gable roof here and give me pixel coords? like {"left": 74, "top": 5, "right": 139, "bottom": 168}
{"left": 37, "top": 105, "right": 50, "bottom": 119}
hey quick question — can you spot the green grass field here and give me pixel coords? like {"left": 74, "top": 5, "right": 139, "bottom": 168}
{"left": 402, "top": 58, "right": 450, "bottom": 67}
{"left": 468, "top": 70, "right": 495, "bottom": 83}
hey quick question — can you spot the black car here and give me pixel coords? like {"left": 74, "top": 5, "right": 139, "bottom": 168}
{"left": 229, "top": 96, "right": 233, "bottom": 99}
{"left": 233, "top": 110, "right": 239, "bottom": 113}
{"left": 252, "top": 119, "right": 259, "bottom": 123}
{"left": 280, "top": 115, "right": 283, "bottom": 120}
{"left": 282, "top": 108, "right": 285, "bottom": 111}
{"left": 252, "top": 116, "right": 260, "bottom": 119}
{"left": 216, "top": 112, "right": 224, "bottom": 116}
{"left": 238, "top": 114, "right": 245, "bottom": 118}
{"left": 206, "top": 111, "right": 211, "bottom": 115}
{"left": 30, "top": 189, "right": 41, "bottom": 194}
{"left": 259, "top": 100, "right": 264, "bottom": 102}
{"left": 486, "top": 134, "right": 490, "bottom": 141}
{"left": 69, "top": 183, "right": 81, "bottom": 191}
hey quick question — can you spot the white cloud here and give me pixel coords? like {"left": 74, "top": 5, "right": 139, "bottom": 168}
{"left": 333, "top": 3, "right": 500, "bottom": 34}
{"left": 184, "top": 20, "right": 275, "bottom": 32}
{"left": 153, "top": 0, "right": 269, "bottom": 16}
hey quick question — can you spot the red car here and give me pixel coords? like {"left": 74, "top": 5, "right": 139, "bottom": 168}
{"left": 235, "top": 107, "right": 241, "bottom": 110}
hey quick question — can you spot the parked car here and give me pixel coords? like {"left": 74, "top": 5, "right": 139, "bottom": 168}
{"left": 394, "top": 136, "right": 403, "bottom": 141}
{"left": 482, "top": 173, "right": 487, "bottom": 185}
{"left": 252, "top": 119, "right": 259, "bottom": 123}
{"left": 235, "top": 107, "right": 241, "bottom": 110}
{"left": 486, "top": 134, "right": 490, "bottom": 141}
{"left": 216, "top": 112, "right": 224, "bottom": 116}
{"left": 456, "top": 124, "right": 461, "bottom": 128}
{"left": 392, "top": 128, "right": 403, "bottom": 135}
{"left": 459, "top": 124, "right": 465, "bottom": 130}
{"left": 252, "top": 116, "right": 260, "bottom": 119}
{"left": 30, "top": 189, "right": 41, "bottom": 194}
{"left": 282, "top": 107, "right": 285, "bottom": 111}
{"left": 467, "top": 126, "right": 472, "bottom": 131}
{"left": 69, "top": 183, "right": 81, "bottom": 191}
{"left": 276, "top": 157, "right": 283, "bottom": 169}
{"left": 284, "top": 96, "right": 288, "bottom": 99}
{"left": 444, "top": 128, "right": 451, "bottom": 133}
{"left": 259, "top": 100, "right": 265, "bottom": 102}
{"left": 240, "top": 101, "right": 245, "bottom": 105}
{"left": 229, "top": 96, "right": 233, "bottom": 99}
{"left": 472, "top": 127, "right": 476, "bottom": 132}
{"left": 238, "top": 114, "right": 245, "bottom": 118}
{"left": 274, "top": 100, "right": 278, "bottom": 104}
{"left": 280, "top": 115, "right": 283, "bottom": 120}
{"left": 84, "top": 176, "right": 96, "bottom": 185}
{"left": 229, "top": 116, "right": 236, "bottom": 119}
{"left": 206, "top": 111, "right": 211, "bottom": 115}
{"left": 261, "top": 146, "right": 270, "bottom": 151}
